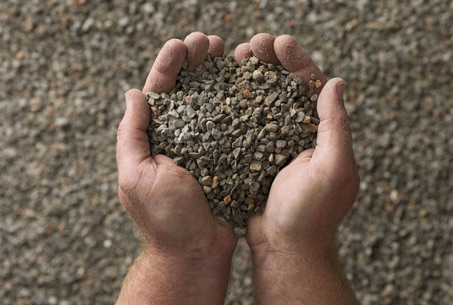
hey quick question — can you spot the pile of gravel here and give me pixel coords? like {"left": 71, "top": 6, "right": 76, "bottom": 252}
{"left": 1, "top": 1, "right": 452, "bottom": 305}
{"left": 146, "top": 55, "right": 319, "bottom": 236}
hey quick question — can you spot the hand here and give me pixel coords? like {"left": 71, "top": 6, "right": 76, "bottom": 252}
{"left": 235, "top": 33, "right": 360, "bottom": 304}
{"left": 116, "top": 32, "right": 236, "bottom": 305}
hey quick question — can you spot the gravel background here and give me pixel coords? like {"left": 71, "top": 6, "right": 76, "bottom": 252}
{"left": 1, "top": 1, "right": 452, "bottom": 304}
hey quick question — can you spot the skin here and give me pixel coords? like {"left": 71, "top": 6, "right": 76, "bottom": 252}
{"left": 235, "top": 33, "right": 360, "bottom": 304}
{"left": 250, "top": 33, "right": 280, "bottom": 65}
{"left": 184, "top": 32, "right": 210, "bottom": 71}
{"left": 116, "top": 33, "right": 236, "bottom": 305}
{"left": 207, "top": 35, "right": 225, "bottom": 58}
{"left": 117, "top": 32, "right": 360, "bottom": 304}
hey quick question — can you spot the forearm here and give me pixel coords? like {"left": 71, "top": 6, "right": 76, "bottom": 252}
{"left": 116, "top": 250, "right": 232, "bottom": 305}
{"left": 252, "top": 245, "right": 359, "bottom": 305}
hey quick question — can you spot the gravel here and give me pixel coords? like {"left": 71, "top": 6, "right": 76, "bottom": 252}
{"left": 1, "top": 0, "right": 452, "bottom": 305}
{"left": 146, "top": 55, "right": 318, "bottom": 235}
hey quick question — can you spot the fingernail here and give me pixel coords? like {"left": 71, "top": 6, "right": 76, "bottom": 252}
{"left": 336, "top": 80, "right": 347, "bottom": 100}
{"left": 125, "top": 93, "right": 132, "bottom": 109}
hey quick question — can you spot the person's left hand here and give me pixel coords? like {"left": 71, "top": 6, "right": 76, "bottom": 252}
{"left": 233, "top": 34, "right": 360, "bottom": 304}
{"left": 116, "top": 32, "right": 236, "bottom": 305}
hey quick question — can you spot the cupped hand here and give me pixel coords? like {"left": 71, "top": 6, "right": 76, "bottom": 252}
{"left": 117, "top": 32, "right": 236, "bottom": 272}
{"left": 235, "top": 33, "right": 360, "bottom": 257}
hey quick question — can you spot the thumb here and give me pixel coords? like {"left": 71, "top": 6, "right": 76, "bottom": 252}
{"left": 312, "top": 78, "right": 354, "bottom": 167}
{"left": 116, "top": 89, "right": 155, "bottom": 191}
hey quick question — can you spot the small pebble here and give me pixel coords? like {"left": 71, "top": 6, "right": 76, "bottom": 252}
{"left": 216, "top": 216, "right": 229, "bottom": 226}
{"left": 252, "top": 70, "right": 264, "bottom": 82}
{"left": 233, "top": 227, "right": 247, "bottom": 238}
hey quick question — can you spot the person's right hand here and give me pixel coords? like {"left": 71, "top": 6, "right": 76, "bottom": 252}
{"left": 116, "top": 32, "right": 237, "bottom": 305}
{"left": 234, "top": 34, "right": 360, "bottom": 304}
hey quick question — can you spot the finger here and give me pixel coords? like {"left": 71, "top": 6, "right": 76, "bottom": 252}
{"left": 142, "top": 39, "right": 186, "bottom": 94}
{"left": 234, "top": 42, "right": 251, "bottom": 65}
{"left": 207, "top": 35, "right": 225, "bottom": 58}
{"left": 312, "top": 78, "right": 354, "bottom": 166}
{"left": 274, "top": 35, "right": 326, "bottom": 92}
{"left": 117, "top": 89, "right": 156, "bottom": 189}
{"left": 184, "top": 32, "right": 210, "bottom": 71}
{"left": 250, "top": 33, "right": 279, "bottom": 65}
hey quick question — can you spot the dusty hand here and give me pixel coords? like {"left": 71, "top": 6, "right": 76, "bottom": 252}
{"left": 116, "top": 32, "right": 236, "bottom": 304}
{"left": 234, "top": 34, "right": 360, "bottom": 304}
{"left": 235, "top": 33, "right": 359, "bottom": 256}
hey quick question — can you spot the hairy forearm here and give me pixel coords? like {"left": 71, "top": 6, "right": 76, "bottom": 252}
{"left": 252, "top": 245, "right": 359, "bottom": 305}
{"left": 116, "top": 250, "right": 232, "bottom": 305}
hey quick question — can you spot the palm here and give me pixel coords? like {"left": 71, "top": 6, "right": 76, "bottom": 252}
{"left": 246, "top": 153, "right": 320, "bottom": 250}
{"left": 234, "top": 34, "right": 358, "bottom": 255}
{"left": 136, "top": 156, "right": 236, "bottom": 256}
{"left": 117, "top": 33, "right": 237, "bottom": 262}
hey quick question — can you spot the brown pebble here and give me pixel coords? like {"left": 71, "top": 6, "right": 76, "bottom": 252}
{"left": 250, "top": 161, "right": 262, "bottom": 171}
{"left": 224, "top": 194, "right": 232, "bottom": 205}
{"left": 151, "top": 106, "right": 160, "bottom": 116}
{"left": 243, "top": 89, "right": 254, "bottom": 99}
{"left": 245, "top": 197, "right": 255, "bottom": 205}
{"left": 315, "top": 79, "right": 322, "bottom": 88}
{"left": 308, "top": 123, "right": 318, "bottom": 132}
{"left": 309, "top": 80, "right": 316, "bottom": 88}
{"left": 211, "top": 176, "right": 219, "bottom": 188}
{"left": 261, "top": 179, "right": 271, "bottom": 185}
{"left": 302, "top": 116, "right": 311, "bottom": 124}
{"left": 247, "top": 203, "right": 255, "bottom": 211}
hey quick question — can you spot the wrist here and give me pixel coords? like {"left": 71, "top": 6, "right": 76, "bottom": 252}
{"left": 251, "top": 239, "right": 338, "bottom": 273}
{"left": 117, "top": 248, "right": 234, "bottom": 305}
{"left": 251, "top": 242, "right": 359, "bottom": 305}
{"left": 142, "top": 244, "right": 234, "bottom": 278}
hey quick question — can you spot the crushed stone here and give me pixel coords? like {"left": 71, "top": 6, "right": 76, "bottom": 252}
{"left": 146, "top": 55, "right": 319, "bottom": 237}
